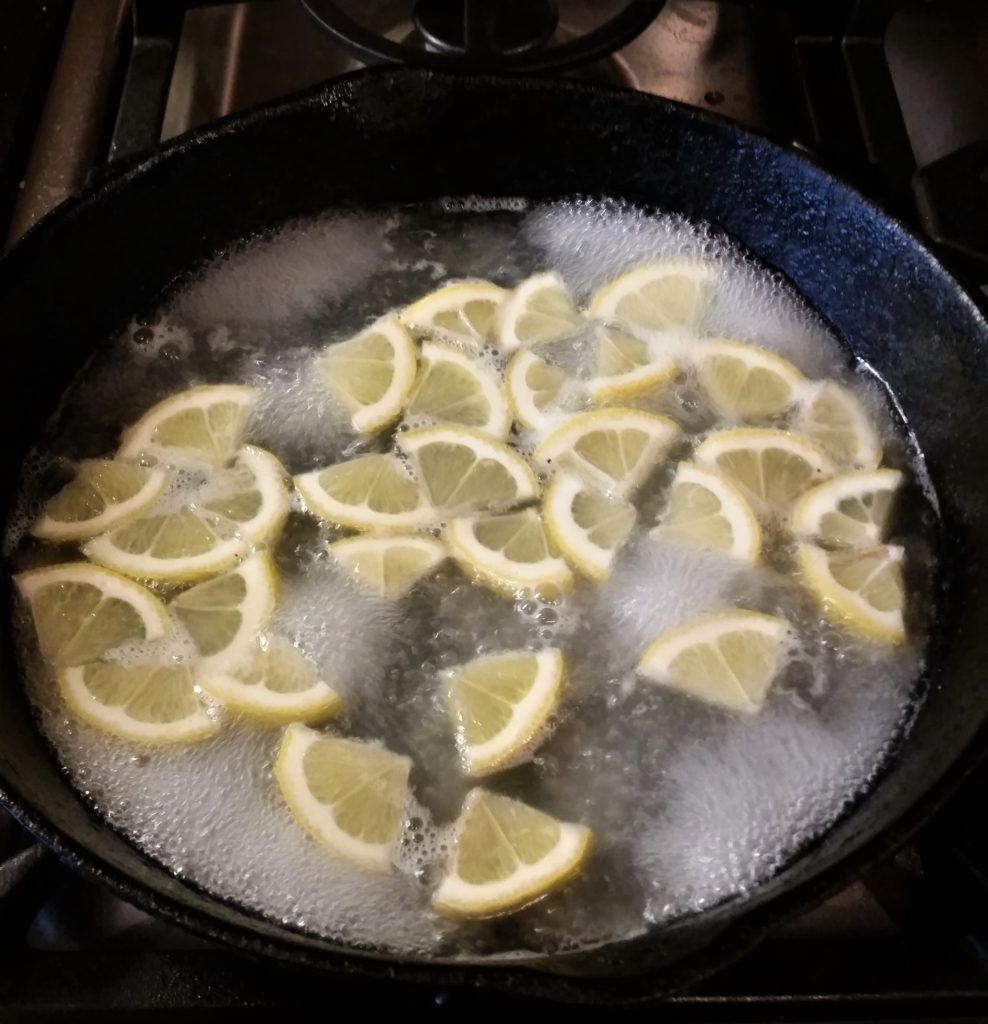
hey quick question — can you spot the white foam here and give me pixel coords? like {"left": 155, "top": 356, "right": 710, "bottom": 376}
{"left": 270, "top": 555, "right": 409, "bottom": 711}
{"left": 55, "top": 713, "right": 446, "bottom": 953}
{"left": 169, "top": 214, "right": 391, "bottom": 329}
{"left": 634, "top": 646, "right": 919, "bottom": 920}
{"left": 524, "top": 199, "right": 847, "bottom": 378}
{"left": 243, "top": 348, "right": 358, "bottom": 473}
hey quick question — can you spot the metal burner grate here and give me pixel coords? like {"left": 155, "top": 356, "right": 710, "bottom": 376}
{"left": 300, "top": 0, "right": 664, "bottom": 73}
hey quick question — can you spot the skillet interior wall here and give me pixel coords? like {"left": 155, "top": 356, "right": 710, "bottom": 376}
{"left": 0, "top": 70, "right": 986, "bottom": 992}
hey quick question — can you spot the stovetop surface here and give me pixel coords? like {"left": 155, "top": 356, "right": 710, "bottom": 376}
{"left": 2, "top": 1, "right": 988, "bottom": 1018}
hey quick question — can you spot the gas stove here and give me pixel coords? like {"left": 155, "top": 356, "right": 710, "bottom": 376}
{"left": 2, "top": 2, "right": 988, "bottom": 1019}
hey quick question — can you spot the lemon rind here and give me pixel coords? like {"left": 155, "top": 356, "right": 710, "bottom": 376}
{"left": 791, "top": 469, "right": 903, "bottom": 547}
{"left": 432, "top": 789, "right": 592, "bottom": 918}
{"left": 445, "top": 514, "right": 574, "bottom": 598}
{"left": 694, "top": 426, "right": 837, "bottom": 509}
{"left": 317, "top": 315, "right": 418, "bottom": 435}
{"left": 31, "top": 462, "right": 171, "bottom": 543}
{"left": 15, "top": 562, "right": 172, "bottom": 652}
{"left": 398, "top": 425, "right": 540, "bottom": 513}
{"left": 59, "top": 665, "right": 218, "bottom": 745}
{"left": 171, "top": 552, "right": 278, "bottom": 674}
{"left": 693, "top": 337, "right": 806, "bottom": 421}
{"left": 638, "top": 608, "right": 790, "bottom": 713}
{"left": 796, "top": 542, "right": 906, "bottom": 644}
{"left": 83, "top": 527, "right": 249, "bottom": 583}
{"left": 588, "top": 355, "right": 679, "bottom": 406}
{"left": 293, "top": 458, "right": 436, "bottom": 533}
{"left": 221, "top": 445, "right": 291, "bottom": 546}
{"left": 543, "top": 472, "right": 634, "bottom": 580}
{"left": 328, "top": 534, "right": 448, "bottom": 600}
{"left": 498, "top": 271, "right": 583, "bottom": 352}
{"left": 447, "top": 649, "right": 564, "bottom": 776}
{"left": 504, "top": 349, "right": 573, "bottom": 435}
{"left": 587, "top": 260, "right": 716, "bottom": 332}
{"left": 533, "top": 407, "right": 682, "bottom": 498}
{"left": 118, "top": 384, "right": 258, "bottom": 465}
{"left": 652, "top": 461, "right": 762, "bottom": 563}
{"left": 407, "top": 339, "right": 512, "bottom": 439}
{"left": 274, "top": 723, "right": 410, "bottom": 872}
{"left": 796, "top": 380, "right": 883, "bottom": 470}
{"left": 202, "top": 672, "right": 342, "bottom": 725}
{"left": 400, "top": 281, "right": 507, "bottom": 349}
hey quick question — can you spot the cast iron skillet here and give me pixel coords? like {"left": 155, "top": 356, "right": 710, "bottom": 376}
{"left": 1, "top": 69, "right": 988, "bottom": 1005}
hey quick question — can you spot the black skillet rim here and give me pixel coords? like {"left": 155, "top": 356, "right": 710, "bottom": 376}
{"left": 0, "top": 67, "right": 987, "bottom": 1005}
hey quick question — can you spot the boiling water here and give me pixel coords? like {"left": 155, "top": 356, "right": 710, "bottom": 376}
{"left": 5, "top": 199, "right": 937, "bottom": 959}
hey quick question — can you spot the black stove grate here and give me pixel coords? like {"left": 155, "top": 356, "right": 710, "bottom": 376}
{"left": 299, "top": 0, "right": 665, "bottom": 74}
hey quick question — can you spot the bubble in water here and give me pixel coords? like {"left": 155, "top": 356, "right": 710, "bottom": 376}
{"left": 244, "top": 348, "right": 356, "bottom": 472}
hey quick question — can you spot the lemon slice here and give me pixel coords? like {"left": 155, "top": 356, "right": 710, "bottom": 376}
{"left": 695, "top": 427, "right": 835, "bottom": 510}
{"left": 294, "top": 454, "right": 434, "bottom": 532}
{"left": 638, "top": 609, "right": 791, "bottom": 713}
{"left": 83, "top": 507, "right": 245, "bottom": 581}
{"left": 405, "top": 340, "right": 511, "bottom": 438}
{"left": 446, "top": 508, "right": 574, "bottom": 599}
{"left": 275, "top": 723, "right": 411, "bottom": 871}
{"left": 652, "top": 462, "right": 761, "bottom": 563}
{"left": 199, "top": 445, "right": 290, "bottom": 545}
{"left": 170, "top": 553, "right": 277, "bottom": 673}
{"left": 795, "top": 380, "right": 882, "bottom": 470}
{"left": 398, "top": 425, "right": 538, "bottom": 514}
{"left": 694, "top": 339, "right": 805, "bottom": 421}
{"left": 533, "top": 408, "right": 681, "bottom": 498}
{"left": 543, "top": 472, "right": 636, "bottom": 580}
{"left": 118, "top": 384, "right": 257, "bottom": 466}
{"left": 498, "top": 272, "right": 583, "bottom": 351}
{"left": 31, "top": 460, "right": 170, "bottom": 543}
{"left": 432, "top": 788, "right": 592, "bottom": 918}
{"left": 588, "top": 261, "right": 715, "bottom": 334}
{"left": 329, "top": 534, "right": 447, "bottom": 599}
{"left": 59, "top": 663, "right": 217, "bottom": 744}
{"left": 316, "top": 315, "right": 417, "bottom": 434}
{"left": 401, "top": 281, "right": 507, "bottom": 349}
{"left": 15, "top": 562, "right": 171, "bottom": 668}
{"left": 588, "top": 324, "right": 678, "bottom": 404}
{"left": 201, "top": 635, "right": 342, "bottom": 725}
{"left": 796, "top": 542, "right": 905, "bottom": 644}
{"left": 444, "top": 649, "right": 564, "bottom": 776}
{"left": 505, "top": 349, "right": 577, "bottom": 434}
{"left": 792, "top": 469, "right": 903, "bottom": 548}
{"left": 83, "top": 447, "right": 287, "bottom": 581}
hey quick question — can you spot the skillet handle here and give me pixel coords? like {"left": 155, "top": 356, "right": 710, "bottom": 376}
{"left": 104, "top": 0, "right": 187, "bottom": 165}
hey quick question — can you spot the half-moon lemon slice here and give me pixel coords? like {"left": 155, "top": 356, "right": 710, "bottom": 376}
{"left": 433, "top": 788, "right": 592, "bottom": 918}
{"left": 275, "top": 724, "right": 411, "bottom": 872}
{"left": 118, "top": 384, "right": 257, "bottom": 466}
{"left": 638, "top": 609, "right": 791, "bottom": 713}
{"left": 16, "top": 562, "right": 171, "bottom": 667}
{"left": 60, "top": 662, "right": 217, "bottom": 744}
{"left": 444, "top": 649, "right": 564, "bottom": 776}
